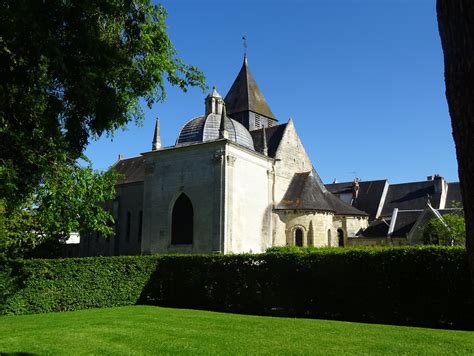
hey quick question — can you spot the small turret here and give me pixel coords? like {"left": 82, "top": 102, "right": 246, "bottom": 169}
{"left": 152, "top": 117, "right": 161, "bottom": 151}
{"left": 205, "top": 86, "right": 224, "bottom": 115}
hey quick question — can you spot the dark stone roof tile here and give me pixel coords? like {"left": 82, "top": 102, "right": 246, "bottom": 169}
{"left": 326, "top": 180, "right": 388, "bottom": 220}
{"left": 390, "top": 210, "right": 422, "bottom": 237}
{"left": 113, "top": 156, "right": 145, "bottom": 185}
{"left": 224, "top": 56, "right": 275, "bottom": 119}
{"left": 381, "top": 181, "right": 440, "bottom": 216}
{"left": 250, "top": 124, "right": 287, "bottom": 157}
{"left": 276, "top": 171, "right": 368, "bottom": 216}
{"left": 359, "top": 219, "right": 390, "bottom": 238}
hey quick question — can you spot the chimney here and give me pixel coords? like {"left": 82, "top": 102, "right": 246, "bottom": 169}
{"left": 433, "top": 174, "right": 448, "bottom": 208}
{"left": 433, "top": 174, "right": 445, "bottom": 193}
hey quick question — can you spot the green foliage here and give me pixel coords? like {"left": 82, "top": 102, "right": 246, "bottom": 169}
{"left": 0, "top": 0, "right": 206, "bottom": 208}
{"left": 0, "top": 159, "right": 118, "bottom": 258}
{"left": 423, "top": 213, "right": 466, "bottom": 245}
{"left": 1, "top": 247, "right": 472, "bottom": 329}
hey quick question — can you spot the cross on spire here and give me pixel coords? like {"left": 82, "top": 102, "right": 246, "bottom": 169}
{"left": 242, "top": 35, "right": 247, "bottom": 55}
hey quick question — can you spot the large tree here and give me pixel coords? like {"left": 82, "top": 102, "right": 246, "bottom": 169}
{"left": 1, "top": 158, "right": 118, "bottom": 258}
{"left": 0, "top": 0, "right": 206, "bottom": 210}
{"left": 437, "top": 0, "right": 474, "bottom": 289}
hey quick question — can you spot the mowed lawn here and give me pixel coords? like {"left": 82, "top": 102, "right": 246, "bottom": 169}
{"left": 0, "top": 306, "right": 473, "bottom": 355}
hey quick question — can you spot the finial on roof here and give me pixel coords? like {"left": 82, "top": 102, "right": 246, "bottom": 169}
{"left": 118, "top": 153, "right": 123, "bottom": 161}
{"left": 242, "top": 35, "right": 247, "bottom": 57}
{"left": 152, "top": 117, "right": 161, "bottom": 151}
{"left": 219, "top": 104, "right": 229, "bottom": 139}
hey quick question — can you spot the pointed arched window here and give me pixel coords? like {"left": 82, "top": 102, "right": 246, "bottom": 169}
{"left": 171, "top": 194, "right": 194, "bottom": 245}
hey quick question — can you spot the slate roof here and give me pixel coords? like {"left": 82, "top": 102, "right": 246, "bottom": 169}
{"left": 380, "top": 181, "right": 441, "bottom": 217}
{"left": 275, "top": 171, "right": 368, "bottom": 216}
{"left": 325, "top": 180, "right": 388, "bottom": 220}
{"left": 224, "top": 56, "right": 276, "bottom": 119}
{"left": 250, "top": 124, "right": 287, "bottom": 157}
{"left": 446, "top": 182, "right": 463, "bottom": 208}
{"left": 176, "top": 114, "right": 255, "bottom": 150}
{"left": 390, "top": 210, "right": 422, "bottom": 238}
{"left": 358, "top": 219, "right": 390, "bottom": 238}
{"left": 113, "top": 156, "right": 145, "bottom": 185}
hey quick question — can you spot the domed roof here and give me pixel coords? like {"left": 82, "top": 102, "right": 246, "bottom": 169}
{"left": 176, "top": 113, "right": 255, "bottom": 150}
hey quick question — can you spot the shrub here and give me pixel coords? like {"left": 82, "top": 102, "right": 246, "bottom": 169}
{"left": 0, "top": 246, "right": 472, "bottom": 329}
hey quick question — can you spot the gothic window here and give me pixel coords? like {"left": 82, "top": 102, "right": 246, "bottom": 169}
{"left": 171, "top": 193, "right": 194, "bottom": 245}
{"left": 327, "top": 229, "right": 332, "bottom": 247}
{"left": 337, "top": 229, "right": 345, "bottom": 247}
{"left": 294, "top": 228, "right": 303, "bottom": 247}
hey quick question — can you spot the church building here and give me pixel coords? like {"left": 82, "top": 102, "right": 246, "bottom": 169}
{"left": 78, "top": 56, "right": 369, "bottom": 256}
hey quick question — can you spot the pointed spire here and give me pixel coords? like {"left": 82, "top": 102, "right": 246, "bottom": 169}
{"left": 152, "top": 117, "right": 161, "bottom": 151}
{"left": 224, "top": 54, "right": 275, "bottom": 120}
{"left": 262, "top": 127, "right": 268, "bottom": 156}
{"left": 219, "top": 105, "right": 229, "bottom": 139}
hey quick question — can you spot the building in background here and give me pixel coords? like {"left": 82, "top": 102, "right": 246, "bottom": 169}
{"left": 73, "top": 57, "right": 462, "bottom": 257}
{"left": 326, "top": 175, "right": 463, "bottom": 245}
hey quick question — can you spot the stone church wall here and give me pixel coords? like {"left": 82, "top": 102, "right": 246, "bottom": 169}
{"left": 141, "top": 141, "right": 226, "bottom": 254}
{"left": 225, "top": 143, "right": 273, "bottom": 253}
{"left": 274, "top": 211, "right": 335, "bottom": 247}
{"left": 273, "top": 119, "right": 313, "bottom": 204}
{"left": 113, "top": 182, "right": 144, "bottom": 255}
{"left": 79, "top": 182, "right": 143, "bottom": 256}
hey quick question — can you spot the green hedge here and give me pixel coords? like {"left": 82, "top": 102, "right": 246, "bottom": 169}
{"left": 1, "top": 246, "right": 472, "bottom": 329}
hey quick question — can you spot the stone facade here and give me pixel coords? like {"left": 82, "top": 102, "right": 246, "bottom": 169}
{"left": 75, "top": 56, "right": 370, "bottom": 256}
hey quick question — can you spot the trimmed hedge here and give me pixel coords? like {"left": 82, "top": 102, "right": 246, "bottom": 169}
{"left": 0, "top": 246, "right": 472, "bottom": 329}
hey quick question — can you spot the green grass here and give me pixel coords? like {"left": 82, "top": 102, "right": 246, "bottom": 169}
{"left": 0, "top": 306, "right": 473, "bottom": 355}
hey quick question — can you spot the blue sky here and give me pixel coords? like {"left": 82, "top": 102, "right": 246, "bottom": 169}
{"left": 85, "top": 0, "right": 458, "bottom": 184}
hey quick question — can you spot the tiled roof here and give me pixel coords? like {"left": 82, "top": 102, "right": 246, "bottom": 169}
{"left": 390, "top": 210, "right": 422, "bottom": 237}
{"left": 381, "top": 181, "right": 441, "bottom": 217}
{"left": 359, "top": 219, "right": 390, "bottom": 238}
{"left": 250, "top": 124, "right": 287, "bottom": 157}
{"left": 276, "top": 171, "right": 368, "bottom": 216}
{"left": 112, "top": 156, "right": 145, "bottom": 185}
{"left": 325, "top": 179, "right": 388, "bottom": 220}
{"left": 224, "top": 56, "right": 275, "bottom": 119}
{"left": 176, "top": 114, "right": 255, "bottom": 151}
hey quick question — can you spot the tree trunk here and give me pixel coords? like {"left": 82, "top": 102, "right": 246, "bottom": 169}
{"left": 437, "top": 0, "right": 474, "bottom": 291}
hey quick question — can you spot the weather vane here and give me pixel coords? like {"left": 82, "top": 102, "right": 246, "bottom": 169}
{"left": 242, "top": 35, "right": 247, "bottom": 55}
